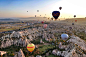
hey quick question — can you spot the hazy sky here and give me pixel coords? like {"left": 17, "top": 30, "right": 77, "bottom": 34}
{"left": 0, "top": 0, "right": 86, "bottom": 18}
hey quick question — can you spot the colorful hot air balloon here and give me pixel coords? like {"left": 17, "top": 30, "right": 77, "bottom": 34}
{"left": 74, "top": 15, "right": 76, "bottom": 18}
{"left": 52, "top": 11, "right": 60, "bottom": 20}
{"left": 59, "top": 7, "right": 62, "bottom": 10}
{"left": 43, "top": 24, "right": 47, "bottom": 28}
{"left": 41, "top": 21, "right": 44, "bottom": 24}
{"left": 61, "top": 34, "right": 69, "bottom": 41}
{"left": 27, "top": 43, "right": 35, "bottom": 52}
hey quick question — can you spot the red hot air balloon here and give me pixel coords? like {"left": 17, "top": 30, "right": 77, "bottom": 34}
{"left": 59, "top": 7, "right": 62, "bottom": 10}
{"left": 41, "top": 21, "right": 44, "bottom": 24}
{"left": 43, "top": 24, "right": 47, "bottom": 28}
{"left": 75, "top": 20, "right": 77, "bottom": 22}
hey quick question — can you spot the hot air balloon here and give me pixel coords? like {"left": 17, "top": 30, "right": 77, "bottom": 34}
{"left": 51, "top": 18, "right": 53, "bottom": 20}
{"left": 22, "top": 21, "right": 24, "bottom": 23}
{"left": 48, "top": 18, "right": 49, "bottom": 19}
{"left": 35, "top": 15, "right": 36, "bottom": 17}
{"left": 52, "top": 11, "right": 60, "bottom": 20}
{"left": 74, "top": 15, "right": 76, "bottom": 18}
{"left": 40, "top": 15, "right": 41, "bottom": 16}
{"left": 61, "top": 34, "right": 69, "bottom": 41}
{"left": 41, "top": 21, "right": 44, "bottom": 24}
{"left": 69, "top": 27, "right": 72, "bottom": 30}
{"left": 72, "top": 23, "right": 74, "bottom": 25}
{"left": 75, "top": 20, "right": 77, "bottom": 22}
{"left": 27, "top": 11, "right": 28, "bottom": 12}
{"left": 27, "top": 43, "right": 35, "bottom": 52}
{"left": 37, "top": 10, "right": 39, "bottom": 12}
{"left": 43, "top": 24, "right": 47, "bottom": 28}
{"left": 59, "top": 7, "right": 62, "bottom": 10}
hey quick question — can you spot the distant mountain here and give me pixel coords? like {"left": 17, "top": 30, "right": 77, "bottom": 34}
{"left": 0, "top": 17, "right": 48, "bottom": 22}
{"left": 19, "top": 17, "right": 48, "bottom": 21}
{"left": 18, "top": 17, "right": 47, "bottom": 19}
{"left": 0, "top": 18, "right": 20, "bottom": 22}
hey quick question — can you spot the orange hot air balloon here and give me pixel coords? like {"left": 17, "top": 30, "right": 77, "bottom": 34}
{"left": 27, "top": 43, "right": 35, "bottom": 52}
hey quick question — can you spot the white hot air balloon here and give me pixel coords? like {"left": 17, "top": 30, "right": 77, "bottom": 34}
{"left": 43, "top": 24, "right": 47, "bottom": 28}
{"left": 61, "top": 34, "right": 69, "bottom": 41}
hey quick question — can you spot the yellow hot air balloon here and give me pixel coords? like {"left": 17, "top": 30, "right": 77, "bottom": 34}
{"left": 27, "top": 43, "right": 35, "bottom": 52}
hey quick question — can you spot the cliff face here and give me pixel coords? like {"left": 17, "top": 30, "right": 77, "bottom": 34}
{"left": 14, "top": 49, "right": 25, "bottom": 57}
{"left": 0, "top": 38, "right": 29, "bottom": 48}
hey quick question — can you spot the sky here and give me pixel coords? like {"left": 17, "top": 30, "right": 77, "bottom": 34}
{"left": 0, "top": 0, "right": 86, "bottom": 18}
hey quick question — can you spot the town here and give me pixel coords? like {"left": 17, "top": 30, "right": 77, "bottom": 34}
{"left": 0, "top": 20, "right": 86, "bottom": 57}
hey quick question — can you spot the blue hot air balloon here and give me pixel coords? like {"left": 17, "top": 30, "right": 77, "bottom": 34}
{"left": 52, "top": 11, "right": 60, "bottom": 20}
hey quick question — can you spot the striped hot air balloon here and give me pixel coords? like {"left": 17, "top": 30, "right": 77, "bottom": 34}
{"left": 27, "top": 43, "right": 35, "bottom": 52}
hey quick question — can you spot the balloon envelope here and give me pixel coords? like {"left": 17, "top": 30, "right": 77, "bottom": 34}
{"left": 35, "top": 15, "right": 36, "bottom": 17}
{"left": 69, "top": 27, "right": 72, "bottom": 30}
{"left": 59, "top": 7, "right": 62, "bottom": 10}
{"left": 75, "top": 20, "right": 77, "bottom": 22}
{"left": 52, "top": 11, "right": 60, "bottom": 20}
{"left": 43, "top": 24, "right": 47, "bottom": 28}
{"left": 41, "top": 21, "right": 44, "bottom": 24}
{"left": 51, "top": 18, "right": 53, "bottom": 20}
{"left": 74, "top": 15, "right": 76, "bottom": 18}
{"left": 27, "top": 43, "right": 35, "bottom": 52}
{"left": 37, "top": 10, "right": 39, "bottom": 12}
{"left": 72, "top": 23, "right": 74, "bottom": 25}
{"left": 61, "top": 34, "right": 69, "bottom": 40}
